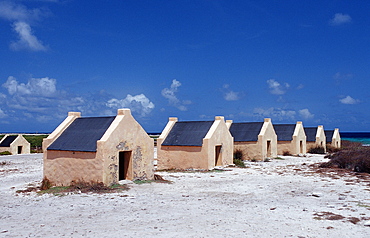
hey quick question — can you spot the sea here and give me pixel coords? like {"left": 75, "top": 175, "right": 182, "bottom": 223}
{"left": 341, "top": 132, "right": 370, "bottom": 146}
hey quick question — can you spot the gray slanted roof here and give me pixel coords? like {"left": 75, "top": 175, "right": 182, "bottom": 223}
{"left": 325, "top": 130, "right": 334, "bottom": 143}
{"left": 162, "top": 121, "right": 214, "bottom": 146}
{"left": 229, "top": 122, "right": 263, "bottom": 142}
{"left": 273, "top": 124, "right": 296, "bottom": 141}
{"left": 47, "top": 116, "right": 115, "bottom": 152}
{"left": 0, "top": 135, "right": 17, "bottom": 147}
{"left": 304, "top": 127, "right": 317, "bottom": 142}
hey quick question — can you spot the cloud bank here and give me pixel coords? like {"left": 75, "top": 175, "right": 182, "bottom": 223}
{"left": 253, "top": 107, "right": 314, "bottom": 121}
{"left": 1, "top": 76, "right": 155, "bottom": 123}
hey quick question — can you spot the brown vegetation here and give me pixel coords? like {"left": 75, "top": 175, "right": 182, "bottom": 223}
{"left": 320, "top": 140, "right": 370, "bottom": 173}
{"left": 307, "top": 145, "right": 325, "bottom": 154}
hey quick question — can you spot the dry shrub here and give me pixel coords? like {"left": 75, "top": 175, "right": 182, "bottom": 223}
{"left": 233, "top": 149, "right": 243, "bottom": 160}
{"left": 321, "top": 143, "right": 370, "bottom": 174}
{"left": 69, "top": 180, "right": 116, "bottom": 193}
{"left": 326, "top": 144, "right": 341, "bottom": 153}
{"left": 283, "top": 150, "right": 291, "bottom": 156}
{"left": 308, "top": 145, "right": 325, "bottom": 154}
{"left": 40, "top": 177, "right": 52, "bottom": 190}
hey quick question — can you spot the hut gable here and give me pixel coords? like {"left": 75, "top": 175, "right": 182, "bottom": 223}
{"left": 229, "top": 118, "right": 277, "bottom": 161}
{"left": 162, "top": 121, "right": 214, "bottom": 146}
{"left": 0, "top": 134, "right": 30, "bottom": 155}
{"left": 305, "top": 126, "right": 326, "bottom": 152}
{"left": 274, "top": 121, "right": 306, "bottom": 155}
{"left": 47, "top": 117, "right": 115, "bottom": 152}
{"left": 325, "top": 128, "right": 341, "bottom": 148}
{"left": 157, "top": 116, "right": 233, "bottom": 170}
{"left": 43, "top": 109, "right": 154, "bottom": 186}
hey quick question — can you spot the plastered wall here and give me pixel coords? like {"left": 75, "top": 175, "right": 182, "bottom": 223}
{"left": 43, "top": 109, "right": 154, "bottom": 186}
{"left": 157, "top": 117, "right": 233, "bottom": 170}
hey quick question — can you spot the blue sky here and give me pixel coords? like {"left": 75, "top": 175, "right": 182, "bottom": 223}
{"left": 0, "top": 0, "right": 369, "bottom": 133}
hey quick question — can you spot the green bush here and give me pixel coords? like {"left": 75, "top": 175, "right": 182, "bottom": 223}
{"left": 0, "top": 151, "right": 12, "bottom": 155}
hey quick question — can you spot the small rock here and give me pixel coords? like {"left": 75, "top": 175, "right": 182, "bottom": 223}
{"left": 327, "top": 204, "right": 335, "bottom": 208}
{"left": 1, "top": 230, "right": 8, "bottom": 233}
{"left": 364, "top": 221, "right": 370, "bottom": 227}
{"left": 312, "top": 192, "right": 322, "bottom": 197}
{"left": 338, "top": 196, "right": 346, "bottom": 200}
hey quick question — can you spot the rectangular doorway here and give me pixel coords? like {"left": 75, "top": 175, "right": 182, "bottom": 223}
{"left": 215, "top": 146, "right": 222, "bottom": 166}
{"left": 266, "top": 141, "right": 271, "bottom": 157}
{"left": 17, "top": 146, "right": 22, "bottom": 154}
{"left": 299, "top": 141, "right": 303, "bottom": 154}
{"left": 119, "top": 151, "right": 132, "bottom": 180}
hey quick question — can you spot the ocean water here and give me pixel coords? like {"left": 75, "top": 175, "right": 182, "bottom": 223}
{"left": 341, "top": 132, "right": 370, "bottom": 146}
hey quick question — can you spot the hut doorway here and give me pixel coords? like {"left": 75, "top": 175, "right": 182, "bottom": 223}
{"left": 299, "top": 141, "right": 303, "bottom": 154}
{"left": 266, "top": 141, "right": 271, "bottom": 157}
{"left": 215, "top": 146, "right": 222, "bottom": 166}
{"left": 119, "top": 151, "right": 132, "bottom": 180}
{"left": 17, "top": 146, "right": 22, "bottom": 154}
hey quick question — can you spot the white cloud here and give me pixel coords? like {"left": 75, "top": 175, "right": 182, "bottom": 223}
{"left": 329, "top": 13, "right": 352, "bottom": 26}
{"left": 0, "top": 1, "right": 44, "bottom": 22}
{"left": 333, "top": 72, "right": 353, "bottom": 81}
{"left": 298, "top": 109, "right": 314, "bottom": 119}
{"left": 106, "top": 94, "right": 155, "bottom": 117}
{"left": 0, "top": 1, "right": 50, "bottom": 51}
{"left": 340, "top": 95, "right": 359, "bottom": 105}
{"left": 161, "top": 79, "right": 190, "bottom": 111}
{"left": 10, "top": 21, "right": 47, "bottom": 51}
{"left": 222, "top": 84, "right": 241, "bottom": 101}
{"left": 0, "top": 108, "right": 7, "bottom": 118}
{"left": 267, "top": 79, "right": 289, "bottom": 95}
{"left": 3, "top": 76, "right": 56, "bottom": 96}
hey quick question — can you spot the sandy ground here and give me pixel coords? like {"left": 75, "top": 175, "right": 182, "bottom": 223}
{"left": 1, "top": 154, "right": 370, "bottom": 238}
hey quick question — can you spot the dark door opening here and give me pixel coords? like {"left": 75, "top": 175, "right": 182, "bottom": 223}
{"left": 119, "top": 151, "right": 132, "bottom": 180}
{"left": 299, "top": 141, "right": 303, "bottom": 154}
{"left": 215, "top": 146, "right": 222, "bottom": 166}
{"left": 267, "top": 141, "right": 271, "bottom": 157}
{"left": 17, "top": 146, "right": 22, "bottom": 154}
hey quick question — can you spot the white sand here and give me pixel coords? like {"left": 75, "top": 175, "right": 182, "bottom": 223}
{"left": 1, "top": 154, "right": 370, "bottom": 237}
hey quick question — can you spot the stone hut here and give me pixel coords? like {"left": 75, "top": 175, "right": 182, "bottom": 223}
{"left": 157, "top": 116, "right": 233, "bottom": 170}
{"left": 274, "top": 121, "right": 306, "bottom": 155}
{"left": 0, "top": 134, "right": 30, "bottom": 155}
{"left": 325, "top": 128, "right": 341, "bottom": 148}
{"left": 228, "top": 118, "right": 277, "bottom": 161}
{"left": 305, "top": 126, "right": 326, "bottom": 152}
{"left": 43, "top": 109, "right": 154, "bottom": 186}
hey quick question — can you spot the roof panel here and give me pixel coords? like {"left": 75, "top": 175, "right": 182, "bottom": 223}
{"left": 0, "top": 135, "right": 17, "bottom": 147}
{"left": 162, "top": 121, "right": 214, "bottom": 146}
{"left": 304, "top": 127, "right": 317, "bottom": 142}
{"left": 273, "top": 124, "right": 296, "bottom": 141}
{"left": 325, "top": 130, "right": 334, "bottom": 143}
{"left": 47, "top": 116, "right": 115, "bottom": 152}
{"left": 229, "top": 122, "right": 263, "bottom": 142}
